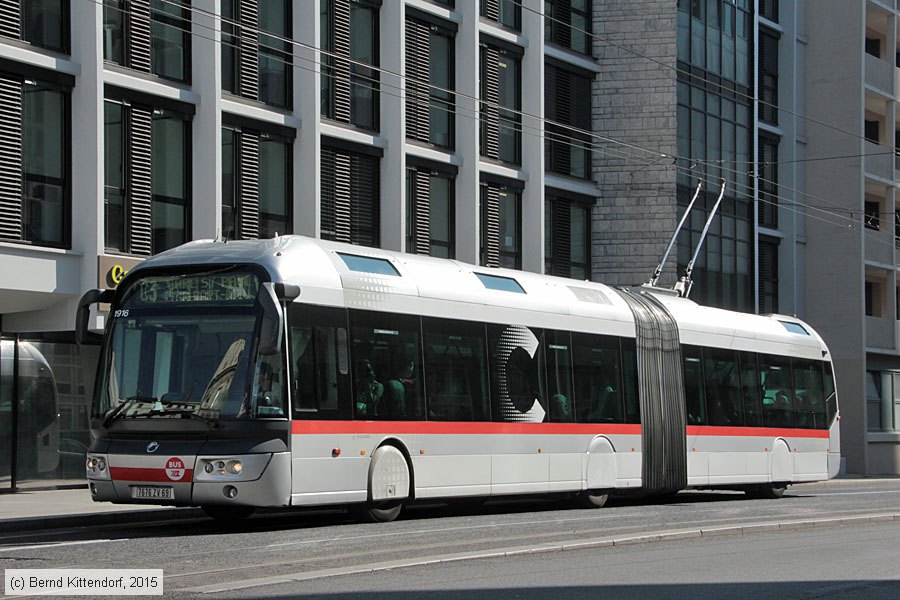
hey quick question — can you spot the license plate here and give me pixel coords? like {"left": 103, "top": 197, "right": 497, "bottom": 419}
{"left": 131, "top": 486, "right": 174, "bottom": 500}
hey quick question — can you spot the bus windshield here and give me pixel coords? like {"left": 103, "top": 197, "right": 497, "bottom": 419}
{"left": 95, "top": 269, "right": 286, "bottom": 423}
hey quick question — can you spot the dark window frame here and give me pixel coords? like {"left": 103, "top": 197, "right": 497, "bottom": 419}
{"left": 21, "top": 79, "right": 71, "bottom": 248}
{"left": 405, "top": 165, "right": 456, "bottom": 258}
{"left": 18, "top": 0, "right": 71, "bottom": 53}
{"left": 544, "top": 193, "right": 592, "bottom": 280}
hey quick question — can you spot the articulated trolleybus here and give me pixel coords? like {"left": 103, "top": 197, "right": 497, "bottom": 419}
{"left": 78, "top": 235, "right": 839, "bottom": 521}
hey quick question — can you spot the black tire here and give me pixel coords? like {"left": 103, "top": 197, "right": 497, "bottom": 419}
{"left": 575, "top": 491, "right": 609, "bottom": 509}
{"left": 353, "top": 500, "right": 403, "bottom": 523}
{"left": 201, "top": 505, "right": 255, "bottom": 521}
{"left": 745, "top": 483, "right": 787, "bottom": 499}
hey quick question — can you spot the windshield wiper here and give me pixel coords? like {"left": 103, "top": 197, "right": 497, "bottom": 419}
{"left": 145, "top": 407, "right": 217, "bottom": 428}
{"left": 103, "top": 395, "right": 158, "bottom": 428}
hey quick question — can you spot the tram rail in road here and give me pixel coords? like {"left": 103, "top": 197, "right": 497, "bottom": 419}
{"left": 2, "top": 480, "right": 900, "bottom": 595}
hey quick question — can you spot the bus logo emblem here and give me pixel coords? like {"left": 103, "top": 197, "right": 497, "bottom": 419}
{"left": 165, "top": 457, "right": 186, "bottom": 481}
{"left": 146, "top": 442, "right": 159, "bottom": 453}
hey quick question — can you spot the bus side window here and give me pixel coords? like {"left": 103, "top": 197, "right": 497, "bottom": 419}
{"left": 544, "top": 330, "right": 574, "bottom": 422}
{"left": 288, "top": 305, "right": 351, "bottom": 419}
{"left": 702, "top": 348, "right": 743, "bottom": 427}
{"left": 792, "top": 359, "right": 826, "bottom": 429}
{"left": 682, "top": 345, "right": 705, "bottom": 425}
{"left": 739, "top": 352, "right": 763, "bottom": 427}
{"left": 621, "top": 338, "right": 640, "bottom": 424}
{"left": 421, "top": 318, "right": 490, "bottom": 422}
{"left": 573, "top": 333, "right": 624, "bottom": 424}
{"left": 759, "top": 355, "right": 795, "bottom": 428}
{"left": 487, "top": 324, "right": 546, "bottom": 422}
{"left": 291, "top": 327, "right": 316, "bottom": 412}
{"left": 350, "top": 311, "right": 424, "bottom": 421}
{"left": 823, "top": 362, "right": 837, "bottom": 426}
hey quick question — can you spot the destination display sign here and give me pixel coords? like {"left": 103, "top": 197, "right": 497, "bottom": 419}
{"left": 131, "top": 272, "right": 260, "bottom": 304}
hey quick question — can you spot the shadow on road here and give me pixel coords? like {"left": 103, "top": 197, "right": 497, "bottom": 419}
{"left": 217, "top": 581, "right": 900, "bottom": 600}
{"left": 0, "top": 488, "right": 797, "bottom": 545}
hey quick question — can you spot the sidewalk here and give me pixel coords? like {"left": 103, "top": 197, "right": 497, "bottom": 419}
{"left": 0, "top": 487, "right": 203, "bottom": 533}
{"left": 1, "top": 475, "right": 898, "bottom": 534}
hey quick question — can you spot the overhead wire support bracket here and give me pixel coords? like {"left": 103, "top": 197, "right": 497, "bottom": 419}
{"left": 674, "top": 179, "right": 726, "bottom": 299}
{"left": 646, "top": 179, "right": 703, "bottom": 288}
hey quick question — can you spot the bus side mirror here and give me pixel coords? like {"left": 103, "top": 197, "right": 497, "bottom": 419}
{"left": 76, "top": 289, "right": 115, "bottom": 346}
{"left": 257, "top": 282, "right": 283, "bottom": 355}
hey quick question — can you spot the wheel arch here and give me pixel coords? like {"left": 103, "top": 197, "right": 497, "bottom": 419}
{"left": 372, "top": 437, "right": 416, "bottom": 502}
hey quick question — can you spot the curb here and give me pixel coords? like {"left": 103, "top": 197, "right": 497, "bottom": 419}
{"left": 0, "top": 507, "right": 205, "bottom": 534}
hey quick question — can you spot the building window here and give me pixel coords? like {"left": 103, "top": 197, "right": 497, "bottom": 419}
{"left": 320, "top": 144, "right": 380, "bottom": 247}
{"left": 865, "top": 36, "right": 882, "bottom": 58}
{"left": 758, "top": 135, "right": 778, "bottom": 228}
{"left": 759, "top": 236, "right": 778, "bottom": 315}
{"left": 104, "top": 101, "right": 126, "bottom": 252}
{"left": 676, "top": 188, "right": 753, "bottom": 313}
{"left": 760, "top": 0, "right": 778, "bottom": 22}
{"left": 675, "top": 75, "right": 753, "bottom": 312}
{"left": 676, "top": 0, "right": 751, "bottom": 86}
{"left": 865, "top": 119, "right": 880, "bottom": 144}
{"left": 866, "top": 371, "right": 883, "bottom": 431}
{"left": 22, "top": 82, "right": 68, "bottom": 247}
{"left": 405, "top": 16, "right": 455, "bottom": 149}
{"left": 0, "top": 74, "right": 70, "bottom": 248}
{"left": 321, "top": 0, "right": 380, "bottom": 131}
{"left": 151, "top": 110, "right": 189, "bottom": 253}
{"left": 545, "top": 194, "right": 591, "bottom": 279}
{"left": 865, "top": 199, "right": 881, "bottom": 231}
{"left": 545, "top": 63, "right": 592, "bottom": 179}
{"left": 0, "top": 0, "right": 70, "bottom": 52}
{"left": 103, "top": 98, "right": 191, "bottom": 256}
{"left": 103, "top": 0, "right": 191, "bottom": 84}
{"left": 480, "top": 180, "right": 521, "bottom": 269}
{"left": 220, "top": 0, "right": 292, "bottom": 107}
{"left": 221, "top": 0, "right": 239, "bottom": 94}
{"left": 480, "top": 43, "right": 521, "bottom": 165}
{"left": 0, "top": 0, "right": 69, "bottom": 53}
{"left": 258, "top": 0, "right": 291, "bottom": 107}
{"left": 480, "top": 0, "right": 520, "bottom": 30}
{"left": 221, "top": 125, "right": 293, "bottom": 240}
{"left": 151, "top": 0, "right": 190, "bottom": 81}
{"left": 544, "top": 0, "right": 591, "bottom": 55}
{"left": 758, "top": 29, "right": 778, "bottom": 125}
{"left": 406, "top": 166, "right": 454, "bottom": 258}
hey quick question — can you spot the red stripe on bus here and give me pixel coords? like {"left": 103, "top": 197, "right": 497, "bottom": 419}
{"left": 686, "top": 425, "right": 830, "bottom": 439}
{"left": 109, "top": 467, "right": 194, "bottom": 482}
{"left": 292, "top": 420, "right": 831, "bottom": 438}
{"left": 291, "top": 421, "right": 642, "bottom": 436}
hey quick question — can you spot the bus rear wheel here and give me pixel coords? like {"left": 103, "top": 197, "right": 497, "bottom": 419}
{"left": 353, "top": 500, "right": 403, "bottom": 523}
{"left": 575, "top": 491, "right": 609, "bottom": 508}
{"left": 745, "top": 483, "right": 787, "bottom": 499}
{"left": 201, "top": 505, "right": 255, "bottom": 521}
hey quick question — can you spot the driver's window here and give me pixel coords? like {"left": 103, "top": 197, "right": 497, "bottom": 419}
{"left": 251, "top": 356, "right": 285, "bottom": 418}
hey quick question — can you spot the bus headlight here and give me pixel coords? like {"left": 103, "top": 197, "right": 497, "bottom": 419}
{"left": 86, "top": 454, "right": 111, "bottom": 481}
{"left": 194, "top": 454, "right": 271, "bottom": 482}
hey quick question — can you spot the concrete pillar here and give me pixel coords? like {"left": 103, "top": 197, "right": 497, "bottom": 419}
{"left": 455, "top": 0, "right": 481, "bottom": 265}
{"left": 191, "top": 0, "right": 222, "bottom": 241}
{"left": 70, "top": 0, "right": 105, "bottom": 330}
{"left": 380, "top": 1, "right": 406, "bottom": 251}
{"left": 520, "top": 0, "right": 544, "bottom": 273}
{"left": 294, "top": 1, "right": 320, "bottom": 237}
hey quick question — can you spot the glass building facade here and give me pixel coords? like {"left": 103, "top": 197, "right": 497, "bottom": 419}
{"left": 675, "top": 0, "right": 754, "bottom": 312}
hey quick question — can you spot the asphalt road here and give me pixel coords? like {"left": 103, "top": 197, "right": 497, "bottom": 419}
{"left": 2, "top": 480, "right": 900, "bottom": 598}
